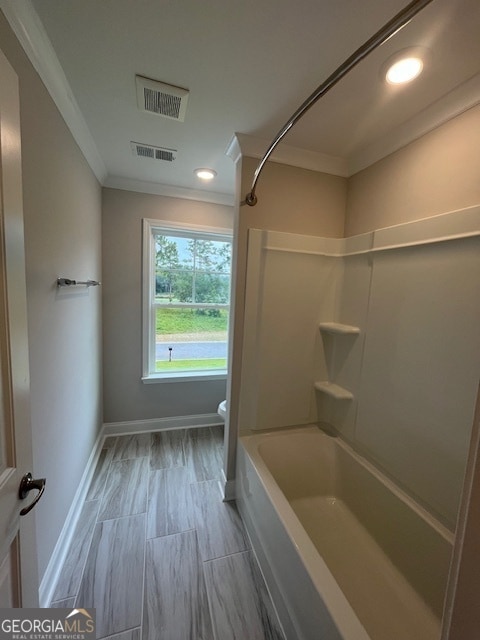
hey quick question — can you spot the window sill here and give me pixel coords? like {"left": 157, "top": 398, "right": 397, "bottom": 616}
{"left": 142, "top": 370, "right": 228, "bottom": 384}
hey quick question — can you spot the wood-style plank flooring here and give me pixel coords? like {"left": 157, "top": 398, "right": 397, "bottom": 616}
{"left": 50, "top": 426, "right": 285, "bottom": 640}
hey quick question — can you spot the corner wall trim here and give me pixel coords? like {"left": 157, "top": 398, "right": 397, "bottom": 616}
{"left": 221, "top": 468, "right": 236, "bottom": 501}
{"left": 39, "top": 424, "right": 105, "bottom": 607}
{"left": 103, "top": 413, "right": 223, "bottom": 436}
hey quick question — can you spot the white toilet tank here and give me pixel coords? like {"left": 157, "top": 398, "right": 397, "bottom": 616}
{"left": 217, "top": 400, "right": 227, "bottom": 421}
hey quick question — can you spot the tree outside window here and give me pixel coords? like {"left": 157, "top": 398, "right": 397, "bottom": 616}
{"left": 150, "top": 230, "right": 232, "bottom": 375}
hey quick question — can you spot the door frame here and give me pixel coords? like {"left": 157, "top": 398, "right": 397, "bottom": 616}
{"left": 0, "top": 45, "right": 39, "bottom": 607}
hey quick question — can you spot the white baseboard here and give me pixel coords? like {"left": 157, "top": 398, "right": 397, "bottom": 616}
{"left": 39, "top": 425, "right": 106, "bottom": 607}
{"left": 103, "top": 413, "right": 223, "bottom": 436}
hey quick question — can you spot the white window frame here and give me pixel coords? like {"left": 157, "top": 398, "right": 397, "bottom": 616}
{"left": 142, "top": 218, "right": 233, "bottom": 383}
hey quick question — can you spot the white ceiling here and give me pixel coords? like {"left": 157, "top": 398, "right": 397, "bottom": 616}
{"left": 12, "top": 0, "right": 480, "bottom": 203}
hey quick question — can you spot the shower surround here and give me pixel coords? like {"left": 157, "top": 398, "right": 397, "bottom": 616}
{"left": 236, "top": 205, "right": 480, "bottom": 638}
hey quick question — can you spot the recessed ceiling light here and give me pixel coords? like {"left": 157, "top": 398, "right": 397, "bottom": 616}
{"left": 386, "top": 57, "right": 423, "bottom": 84}
{"left": 195, "top": 168, "right": 217, "bottom": 181}
{"left": 382, "top": 47, "right": 429, "bottom": 86}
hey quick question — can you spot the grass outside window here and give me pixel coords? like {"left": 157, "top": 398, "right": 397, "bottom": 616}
{"left": 155, "top": 307, "right": 228, "bottom": 335}
{"left": 144, "top": 221, "right": 232, "bottom": 379}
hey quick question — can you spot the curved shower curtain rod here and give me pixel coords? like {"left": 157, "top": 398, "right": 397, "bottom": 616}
{"left": 243, "top": 0, "right": 434, "bottom": 207}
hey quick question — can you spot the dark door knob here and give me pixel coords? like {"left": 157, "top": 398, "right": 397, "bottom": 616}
{"left": 18, "top": 472, "right": 46, "bottom": 516}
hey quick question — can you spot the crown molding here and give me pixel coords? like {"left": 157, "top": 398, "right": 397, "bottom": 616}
{"left": 104, "top": 176, "right": 234, "bottom": 207}
{"left": 226, "top": 133, "right": 349, "bottom": 177}
{"left": 3, "top": 1, "right": 477, "bottom": 189}
{"left": 0, "top": 0, "right": 107, "bottom": 183}
{"left": 228, "top": 73, "right": 480, "bottom": 180}
{"left": 348, "top": 73, "right": 480, "bottom": 175}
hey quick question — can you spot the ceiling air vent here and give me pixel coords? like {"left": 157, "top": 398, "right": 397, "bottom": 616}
{"left": 135, "top": 75, "right": 189, "bottom": 122}
{"left": 131, "top": 142, "right": 177, "bottom": 162}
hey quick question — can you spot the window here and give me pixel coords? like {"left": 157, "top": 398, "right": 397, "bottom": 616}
{"left": 142, "top": 219, "right": 232, "bottom": 382}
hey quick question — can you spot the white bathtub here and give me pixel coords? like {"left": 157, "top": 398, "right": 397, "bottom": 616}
{"left": 236, "top": 426, "right": 453, "bottom": 640}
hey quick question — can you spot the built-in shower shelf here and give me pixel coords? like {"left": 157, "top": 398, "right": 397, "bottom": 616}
{"left": 319, "top": 322, "right": 360, "bottom": 335}
{"left": 314, "top": 381, "right": 354, "bottom": 400}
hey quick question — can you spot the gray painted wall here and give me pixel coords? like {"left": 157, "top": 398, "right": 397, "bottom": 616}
{"left": 102, "top": 187, "right": 233, "bottom": 424}
{"left": 345, "top": 105, "right": 480, "bottom": 236}
{"left": 0, "top": 11, "right": 103, "bottom": 581}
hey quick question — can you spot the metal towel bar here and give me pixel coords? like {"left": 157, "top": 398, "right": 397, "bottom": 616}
{"left": 243, "top": 0, "right": 434, "bottom": 207}
{"left": 57, "top": 278, "right": 101, "bottom": 287}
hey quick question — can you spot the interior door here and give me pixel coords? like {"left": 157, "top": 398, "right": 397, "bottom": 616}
{"left": 0, "top": 46, "right": 40, "bottom": 607}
